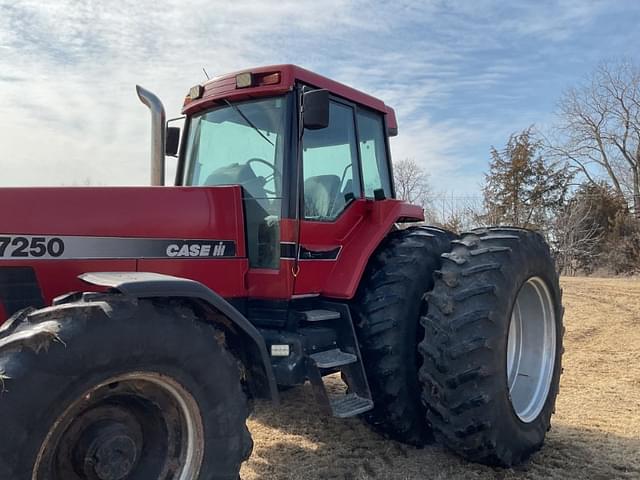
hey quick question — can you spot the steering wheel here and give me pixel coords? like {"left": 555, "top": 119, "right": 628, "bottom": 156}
{"left": 247, "top": 158, "right": 281, "bottom": 195}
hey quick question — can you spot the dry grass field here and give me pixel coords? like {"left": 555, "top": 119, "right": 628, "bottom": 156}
{"left": 241, "top": 277, "right": 640, "bottom": 479}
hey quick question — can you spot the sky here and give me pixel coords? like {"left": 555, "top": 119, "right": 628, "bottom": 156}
{"left": 1, "top": 0, "right": 639, "bottom": 195}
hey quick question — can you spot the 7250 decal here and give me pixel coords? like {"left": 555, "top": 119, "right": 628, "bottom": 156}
{"left": 0, "top": 236, "right": 65, "bottom": 258}
{"left": 0, "top": 234, "right": 236, "bottom": 260}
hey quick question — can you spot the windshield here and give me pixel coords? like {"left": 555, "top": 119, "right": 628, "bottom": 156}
{"left": 183, "top": 96, "right": 288, "bottom": 215}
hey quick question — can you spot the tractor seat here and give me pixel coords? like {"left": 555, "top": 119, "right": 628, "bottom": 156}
{"left": 304, "top": 175, "right": 341, "bottom": 218}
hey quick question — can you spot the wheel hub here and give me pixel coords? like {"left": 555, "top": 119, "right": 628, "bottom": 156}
{"left": 506, "top": 277, "right": 557, "bottom": 423}
{"left": 85, "top": 424, "right": 139, "bottom": 480}
{"left": 32, "top": 372, "right": 205, "bottom": 480}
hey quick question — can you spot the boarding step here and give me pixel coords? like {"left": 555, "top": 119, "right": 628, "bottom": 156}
{"left": 330, "top": 393, "right": 374, "bottom": 418}
{"left": 301, "top": 309, "right": 341, "bottom": 322}
{"left": 310, "top": 348, "right": 357, "bottom": 368}
{"left": 304, "top": 303, "right": 373, "bottom": 419}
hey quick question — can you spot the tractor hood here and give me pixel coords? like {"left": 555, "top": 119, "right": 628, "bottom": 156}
{"left": 0, "top": 186, "right": 248, "bottom": 319}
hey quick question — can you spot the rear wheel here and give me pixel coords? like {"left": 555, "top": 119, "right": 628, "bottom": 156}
{"left": 0, "top": 295, "right": 252, "bottom": 480}
{"left": 351, "top": 226, "right": 454, "bottom": 445}
{"left": 419, "top": 228, "right": 563, "bottom": 466}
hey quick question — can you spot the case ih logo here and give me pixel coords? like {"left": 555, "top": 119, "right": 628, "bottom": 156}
{"left": 166, "top": 242, "right": 229, "bottom": 257}
{"left": 0, "top": 235, "right": 236, "bottom": 260}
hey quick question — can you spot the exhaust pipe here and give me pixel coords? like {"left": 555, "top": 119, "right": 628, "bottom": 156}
{"left": 136, "top": 85, "right": 166, "bottom": 186}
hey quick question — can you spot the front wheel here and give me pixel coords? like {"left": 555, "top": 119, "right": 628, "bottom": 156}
{"left": 419, "top": 228, "right": 564, "bottom": 466}
{"left": 0, "top": 295, "right": 252, "bottom": 480}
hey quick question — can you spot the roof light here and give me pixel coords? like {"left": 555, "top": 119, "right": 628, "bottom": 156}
{"left": 189, "top": 84, "right": 204, "bottom": 100}
{"left": 236, "top": 72, "right": 253, "bottom": 89}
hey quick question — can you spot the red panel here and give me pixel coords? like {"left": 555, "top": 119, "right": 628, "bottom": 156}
{"left": 0, "top": 186, "right": 246, "bottom": 257}
{"left": 0, "top": 259, "right": 136, "bottom": 308}
{"left": 138, "top": 259, "right": 248, "bottom": 297}
{"left": 35, "top": 260, "right": 135, "bottom": 302}
{"left": 246, "top": 261, "right": 296, "bottom": 300}
{"left": 0, "top": 301, "right": 7, "bottom": 325}
{"left": 279, "top": 219, "right": 298, "bottom": 243}
{"left": 0, "top": 186, "right": 250, "bottom": 308}
{"left": 0, "top": 259, "right": 250, "bottom": 321}
{"left": 294, "top": 199, "right": 424, "bottom": 299}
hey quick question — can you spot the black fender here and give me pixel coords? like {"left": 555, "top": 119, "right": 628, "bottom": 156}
{"left": 79, "top": 271, "right": 278, "bottom": 403}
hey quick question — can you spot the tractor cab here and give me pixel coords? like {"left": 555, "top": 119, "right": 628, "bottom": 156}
{"left": 156, "top": 65, "right": 420, "bottom": 299}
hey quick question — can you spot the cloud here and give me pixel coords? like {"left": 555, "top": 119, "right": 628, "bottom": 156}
{"left": 0, "top": 0, "right": 637, "bottom": 192}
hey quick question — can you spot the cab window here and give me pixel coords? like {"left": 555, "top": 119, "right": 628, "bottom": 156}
{"left": 357, "top": 108, "right": 392, "bottom": 198}
{"left": 302, "top": 101, "right": 360, "bottom": 220}
{"left": 183, "top": 96, "right": 288, "bottom": 269}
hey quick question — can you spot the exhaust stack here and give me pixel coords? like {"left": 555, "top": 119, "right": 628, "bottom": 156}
{"left": 136, "top": 85, "right": 166, "bottom": 186}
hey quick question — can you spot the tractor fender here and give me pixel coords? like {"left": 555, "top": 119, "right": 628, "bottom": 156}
{"left": 79, "top": 271, "right": 278, "bottom": 404}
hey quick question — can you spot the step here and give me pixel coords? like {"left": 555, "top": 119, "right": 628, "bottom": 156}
{"left": 310, "top": 348, "right": 357, "bottom": 368}
{"left": 301, "top": 309, "right": 341, "bottom": 322}
{"left": 330, "top": 393, "right": 374, "bottom": 418}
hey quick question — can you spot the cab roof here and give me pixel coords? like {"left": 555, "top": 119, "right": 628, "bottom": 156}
{"left": 182, "top": 64, "right": 398, "bottom": 134}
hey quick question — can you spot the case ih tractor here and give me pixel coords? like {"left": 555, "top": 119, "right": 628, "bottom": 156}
{"left": 0, "top": 65, "right": 563, "bottom": 479}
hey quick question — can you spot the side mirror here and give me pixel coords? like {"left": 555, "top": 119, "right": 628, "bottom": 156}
{"left": 166, "top": 126, "right": 180, "bottom": 156}
{"left": 302, "top": 89, "right": 329, "bottom": 130}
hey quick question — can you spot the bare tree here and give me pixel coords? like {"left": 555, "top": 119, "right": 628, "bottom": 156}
{"left": 550, "top": 61, "right": 640, "bottom": 216}
{"left": 551, "top": 199, "right": 603, "bottom": 275}
{"left": 428, "top": 193, "right": 485, "bottom": 233}
{"left": 393, "top": 158, "right": 431, "bottom": 209}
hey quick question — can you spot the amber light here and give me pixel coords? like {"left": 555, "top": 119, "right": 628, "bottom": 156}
{"left": 256, "top": 72, "right": 280, "bottom": 86}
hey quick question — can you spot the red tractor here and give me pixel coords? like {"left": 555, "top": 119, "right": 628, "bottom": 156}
{"left": 0, "top": 65, "right": 563, "bottom": 479}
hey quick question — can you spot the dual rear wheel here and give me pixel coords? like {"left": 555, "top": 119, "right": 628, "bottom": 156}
{"left": 354, "top": 226, "right": 563, "bottom": 466}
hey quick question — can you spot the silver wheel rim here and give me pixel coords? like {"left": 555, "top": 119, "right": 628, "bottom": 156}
{"left": 33, "top": 371, "right": 204, "bottom": 480}
{"left": 506, "top": 277, "right": 557, "bottom": 423}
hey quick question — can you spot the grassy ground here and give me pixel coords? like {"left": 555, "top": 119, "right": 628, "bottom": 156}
{"left": 240, "top": 277, "right": 640, "bottom": 479}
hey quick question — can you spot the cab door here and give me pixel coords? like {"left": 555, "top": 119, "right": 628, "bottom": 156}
{"left": 294, "top": 98, "right": 394, "bottom": 297}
